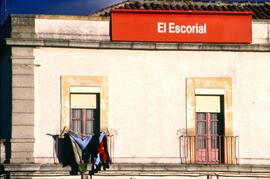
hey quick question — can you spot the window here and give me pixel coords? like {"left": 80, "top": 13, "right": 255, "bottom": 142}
{"left": 186, "top": 77, "right": 232, "bottom": 137}
{"left": 70, "top": 108, "right": 98, "bottom": 135}
{"left": 60, "top": 76, "right": 108, "bottom": 133}
{"left": 183, "top": 77, "right": 238, "bottom": 164}
{"left": 70, "top": 93, "right": 100, "bottom": 135}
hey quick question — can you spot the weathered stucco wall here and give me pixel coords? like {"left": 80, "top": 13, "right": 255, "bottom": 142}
{"left": 33, "top": 47, "right": 270, "bottom": 164}
{"left": 35, "top": 18, "right": 110, "bottom": 41}
{"left": 34, "top": 18, "right": 270, "bottom": 44}
{"left": 252, "top": 22, "right": 270, "bottom": 44}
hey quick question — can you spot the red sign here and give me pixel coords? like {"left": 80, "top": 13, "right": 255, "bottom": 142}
{"left": 111, "top": 9, "right": 253, "bottom": 43}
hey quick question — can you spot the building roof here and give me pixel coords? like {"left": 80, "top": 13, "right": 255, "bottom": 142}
{"left": 90, "top": 0, "right": 270, "bottom": 19}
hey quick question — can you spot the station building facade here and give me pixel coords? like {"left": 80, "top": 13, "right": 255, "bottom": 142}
{"left": 1, "top": 0, "right": 270, "bottom": 178}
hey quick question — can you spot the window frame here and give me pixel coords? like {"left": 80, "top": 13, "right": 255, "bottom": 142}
{"left": 61, "top": 76, "right": 108, "bottom": 133}
{"left": 186, "top": 77, "right": 232, "bottom": 136}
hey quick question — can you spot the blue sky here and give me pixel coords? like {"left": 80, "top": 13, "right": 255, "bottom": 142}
{"left": 0, "top": 0, "right": 121, "bottom": 24}
{"left": 1, "top": 0, "right": 270, "bottom": 17}
{"left": 1, "top": 0, "right": 269, "bottom": 25}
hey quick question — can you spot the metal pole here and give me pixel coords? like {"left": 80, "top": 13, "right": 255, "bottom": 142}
{"left": 179, "top": 136, "right": 181, "bottom": 162}
{"left": 219, "top": 136, "right": 221, "bottom": 164}
{"left": 237, "top": 136, "right": 240, "bottom": 164}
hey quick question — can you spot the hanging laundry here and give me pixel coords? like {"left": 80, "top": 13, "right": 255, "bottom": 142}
{"left": 54, "top": 131, "right": 111, "bottom": 176}
{"left": 69, "top": 134, "right": 93, "bottom": 150}
{"left": 94, "top": 132, "right": 111, "bottom": 171}
{"left": 68, "top": 132, "right": 96, "bottom": 165}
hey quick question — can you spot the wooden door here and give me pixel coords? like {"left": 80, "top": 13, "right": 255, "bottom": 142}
{"left": 196, "top": 112, "right": 220, "bottom": 163}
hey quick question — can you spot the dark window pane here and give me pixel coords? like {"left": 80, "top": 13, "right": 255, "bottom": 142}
{"left": 211, "top": 135, "right": 218, "bottom": 148}
{"left": 210, "top": 113, "right": 218, "bottom": 120}
{"left": 197, "top": 135, "right": 206, "bottom": 149}
{"left": 86, "top": 120, "right": 93, "bottom": 134}
{"left": 71, "top": 109, "right": 82, "bottom": 134}
{"left": 197, "top": 113, "right": 206, "bottom": 121}
{"left": 196, "top": 113, "right": 207, "bottom": 149}
{"left": 86, "top": 109, "right": 94, "bottom": 134}
{"left": 211, "top": 121, "right": 218, "bottom": 134}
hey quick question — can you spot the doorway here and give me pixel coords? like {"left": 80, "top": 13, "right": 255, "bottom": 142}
{"left": 195, "top": 95, "right": 224, "bottom": 163}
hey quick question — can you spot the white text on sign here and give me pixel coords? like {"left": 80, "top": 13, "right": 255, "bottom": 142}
{"left": 157, "top": 22, "right": 207, "bottom": 34}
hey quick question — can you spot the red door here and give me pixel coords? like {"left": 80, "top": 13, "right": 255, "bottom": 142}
{"left": 196, "top": 112, "right": 220, "bottom": 163}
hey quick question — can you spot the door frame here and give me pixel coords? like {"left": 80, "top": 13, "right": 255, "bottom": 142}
{"left": 186, "top": 77, "right": 233, "bottom": 164}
